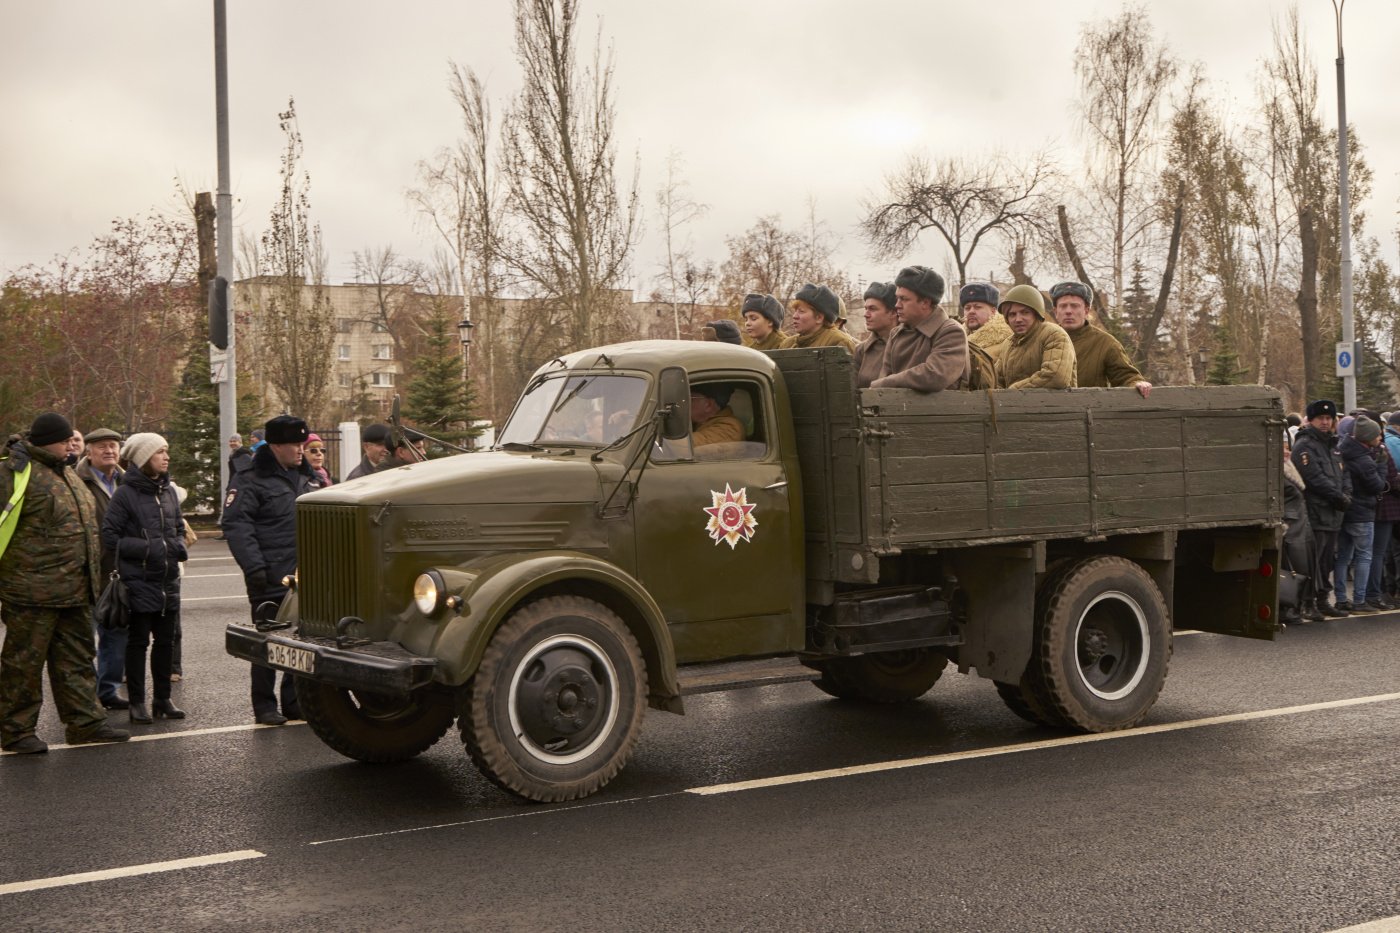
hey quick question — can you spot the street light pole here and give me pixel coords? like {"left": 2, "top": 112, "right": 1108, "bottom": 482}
{"left": 213, "top": 0, "right": 237, "bottom": 503}
{"left": 1333, "top": 0, "right": 1357, "bottom": 412}
{"left": 457, "top": 315, "right": 475, "bottom": 445}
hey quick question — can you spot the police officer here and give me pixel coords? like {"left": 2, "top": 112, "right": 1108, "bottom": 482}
{"left": 221, "top": 414, "right": 322, "bottom": 724}
{"left": 1291, "top": 399, "right": 1352, "bottom": 618}
{"left": 0, "top": 412, "right": 130, "bottom": 753}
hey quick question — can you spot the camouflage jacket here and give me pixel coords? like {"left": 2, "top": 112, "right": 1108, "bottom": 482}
{"left": 0, "top": 441, "right": 102, "bottom": 607}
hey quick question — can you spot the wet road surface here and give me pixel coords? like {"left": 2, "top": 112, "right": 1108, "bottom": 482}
{"left": 2, "top": 540, "right": 1399, "bottom": 931}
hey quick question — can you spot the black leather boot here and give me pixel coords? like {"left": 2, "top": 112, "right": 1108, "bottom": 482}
{"left": 128, "top": 702, "right": 152, "bottom": 724}
{"left": 152, "top": 698, "right": 185, "bottom": 720}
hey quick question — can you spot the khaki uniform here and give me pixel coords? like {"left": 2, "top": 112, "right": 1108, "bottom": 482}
{"left": 968, "top": 312, "right": 1013, "bottom": 363}
{"left": 0, "top": 442, "right": 107, "bottom": 746}
{"left": 872, "top": 308, "right": 970, "bottom": 392}
{"left": 1066, "top": 324, "right": 1144, "bottom": 388}
{"left": 997, "top": 317, "right": 1077, "bottom": 389}
{"left": 744, "top": 330, "right": 785, "bottom": 352}
{"left": 780, "top": 325, "right": 857, "bottom": 352}
{"left": 853, "top": 332, "right": 891, "bottom": 389}
{"left": 693, "top": 408, "right": 744, "bottom": 447}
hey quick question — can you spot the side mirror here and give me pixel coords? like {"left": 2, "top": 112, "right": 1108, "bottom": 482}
{"left": 658, "top": 367, "right": 690, "bottom": 440}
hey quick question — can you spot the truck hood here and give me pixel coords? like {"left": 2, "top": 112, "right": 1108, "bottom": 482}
{"left": 303, "top": 450, "right": 604, "bottom": 507}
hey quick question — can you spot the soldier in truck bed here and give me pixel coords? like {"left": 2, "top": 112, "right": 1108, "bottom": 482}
{"left": 853, "top": 281, "right": 898, "bottom": 389}
{"left": 780, "top": 284, "right": 857, "bottom": 351}
{"left": 1050, "top": 281, "right": 1152, "bottom": 397}
{"left": 870, "top": 265, "right": 970, "bottom": 392}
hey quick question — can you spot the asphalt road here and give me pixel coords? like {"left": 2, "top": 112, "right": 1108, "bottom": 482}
{"left": 2, "top": 539, "right": 1399, "bottom": 932}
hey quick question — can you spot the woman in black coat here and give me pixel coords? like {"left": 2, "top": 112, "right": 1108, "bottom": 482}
{"left": 101, "top": 433, "right": 188, "bottom": 723}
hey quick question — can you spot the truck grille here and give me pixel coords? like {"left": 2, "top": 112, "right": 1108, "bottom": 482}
{"left": 296, "top": 504, "right": 362, "bottom": 635}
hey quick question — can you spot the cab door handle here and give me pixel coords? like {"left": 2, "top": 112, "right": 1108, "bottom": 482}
{"left": 763, "top": 480, "right": 788, "bottom": 490}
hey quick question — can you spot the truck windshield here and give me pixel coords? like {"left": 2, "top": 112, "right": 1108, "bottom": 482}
{"left": 498, "top": 373, "right": 648, "bottom": 447}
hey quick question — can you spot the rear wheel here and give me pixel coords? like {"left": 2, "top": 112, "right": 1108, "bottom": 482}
{"left": 812, "top": 648, "right": 948, "bottom": 703}
{"left": 296, "top": 679, "right": 456, "bottom": 763}
{"left": 1033, "top": 556, "right": 1171, "bottom": 731}
{"left": 460, "top": 596, "right": 647, "bottom": 802}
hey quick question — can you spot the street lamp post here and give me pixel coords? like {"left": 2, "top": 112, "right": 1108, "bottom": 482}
{"left": 1333, "top": 0, "right": 1357, "bottom": 412}
{"left": 457, "top": 316, "right": 475, "bottom": 445}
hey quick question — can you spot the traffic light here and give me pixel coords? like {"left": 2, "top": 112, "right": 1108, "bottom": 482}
{"left": 209, "top": 275, "right": 229, "bottom": 349}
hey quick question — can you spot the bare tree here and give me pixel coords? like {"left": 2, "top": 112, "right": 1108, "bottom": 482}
{"left": 653, "top": 149, "right": 708, "bottom": 338}
{"left": 1075, "top": 4, "right": 1177, "bottom": 315}
{"left": 500, "top": 0, "right": 640, "bottom": 349}
{"left": 408, "top": 63, "right": 508, "bottom": 423}
{"left": 717, "top": 215, "right": 804, "bottom": 310}
{"left": 245, "top": 100, "right": 335, "bottom": 423}
{"left": 861, "top": 151, "right": 1056, "bottom": 289}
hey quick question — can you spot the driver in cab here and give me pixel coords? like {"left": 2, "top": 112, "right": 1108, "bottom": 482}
{"left": 690, "top": 385, "right": 743, "bottom": 447}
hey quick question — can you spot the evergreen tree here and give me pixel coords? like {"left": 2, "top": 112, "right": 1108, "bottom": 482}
{"left": 1356, "top": 337, "right": 1393, "bottom": 412}
{"left": 166, "top": 337, "right": 221, "bottom": 514}
{"left": 403, "top": 304, "right": 480, "bottom": 449}
{"left": 1205, "top": 327, "right": 1248, "bottom": 385}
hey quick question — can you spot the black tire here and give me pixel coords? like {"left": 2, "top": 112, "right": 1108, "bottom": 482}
{"left": 296, "top": 678, "right": 456, "bottom": 763}
{"left": 812, "top": 648, "right": 948, "bottom": 703}
{"left": 993, "top": 677, "right": 1062, "bottom": 727}
{"left": 1033, "top": 555, "right": 1172, "bottom": 732}
{"left": 460, "top": 595, "right": 647, "bottom": 803}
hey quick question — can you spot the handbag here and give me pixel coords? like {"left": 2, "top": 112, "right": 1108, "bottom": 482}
{"left": 95, "top": 571, "right": 130, "bottom": 630}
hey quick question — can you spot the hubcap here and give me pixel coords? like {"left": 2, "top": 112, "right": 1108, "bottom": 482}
{"left": 508, "top": 634, "right": 619, "bottom": 764}
{"left": 1073, "top": 591, "right": 1150, "bottom": 701}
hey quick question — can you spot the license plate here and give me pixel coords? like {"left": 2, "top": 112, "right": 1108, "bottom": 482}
{"left": 266, "top": 643, "right": 315, "bottom": 674}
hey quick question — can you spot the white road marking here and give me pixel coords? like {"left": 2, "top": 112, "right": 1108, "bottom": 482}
{"left": 687, "top": 691, "right": 1400, "bottom": 796}
{"left": 183, "top": 573, "right": 243, "bottom": 580}
{"left": 186, "top": 557, "right": 237, "bottom": 563}
{"left": 1331, "top": 918, "right": 1400, "bottom": 932}
{"left": 0, "top": 722, "right": 305, "bottom": 755}
{"left": 181, "top": 595, "right": 246, "bottom": 603}
{"left": 0, "top": 850, "right": 265, "bottom": 896}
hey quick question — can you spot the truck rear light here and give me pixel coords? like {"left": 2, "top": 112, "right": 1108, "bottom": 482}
{"left": 1257, "top": 562, "right": 1274, "bottom": 577}
{"left": 1258, "top": 605, "right": 1272, "bottom": 620}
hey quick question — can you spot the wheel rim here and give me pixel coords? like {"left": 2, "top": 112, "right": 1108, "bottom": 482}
{"left": 1072, "top": 591, "right": 1150, "bottom": 701}
{"left": 507, "top": 633, "right": 620, "bottom": 765}
{"left": 347, "top": 690, "right": 420, "bottom": 723}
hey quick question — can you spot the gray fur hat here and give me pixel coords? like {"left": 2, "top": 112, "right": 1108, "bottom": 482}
{"left": 894, "top": 266, "right": 946, "bottom": 304}
{"left": 742, "top": 293, "right": 785, "bottom": 331}
{"left": 959, "top": 282, "right": 1000, "bottom": 308}
{"left": 1050, "top": 281, "right": 1094, "bottom": 306}
{"left": 792, "top": 283, "right": 841, "bottom": 323}
{"left": 863, "top": 281, "right": 897, "bottom": 310}
{"left": 703, "top": 320, "right": 743, "bottom": 345}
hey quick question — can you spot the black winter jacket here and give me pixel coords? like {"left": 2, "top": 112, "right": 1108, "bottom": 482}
{"left": 1292, "top": 426, "right": 1351, "bottom": 532}
{"left": 1339, "top": 435, "right": 1387, "bottom": 523}
{"left": 219, "top": 444, "right": 321, "bottom": 598}
{"left": 101, "top": 466, "right": 187, "bottom": 614}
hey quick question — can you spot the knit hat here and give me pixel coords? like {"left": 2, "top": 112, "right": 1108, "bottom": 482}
{"left": 1305, "top": 399, "right": 1338, "bottom": 420}
{"left": 1050, "top": 281, "right": 1094, "bottom": 307}
{"left": 121, "top": 432, "right": 168, "bottom": 469}
{"left": 894, "top": 266, "right": 946, "bottom": 304}
{"left": 1388, "top": 412, "right": 1400, "bottom": 427}
{"left": 741, "top": 293, "right": 785, "bottom": 331}
{"left": 84, "top": 427, "right": 123, "bottom": 444}
{"left": 703, "top": 320, "right": 743, "bottom": 344}
{"left": 792, "top": 283, "right": 841, "bottom": 323}
{"left": 863, "top": 281, "right": 897, "bottom": 311}
{"left": 1354, "top": 416, "right": 1382, "bottom": 444}
{"left": 28, "top": 412, "right": 73, "bottom": 447}
{"left": 999, "top": 283, "right": 1049, "bottom": 321}
{"left": 1337, "top": 415, "right": 1356, "bottom": 439}
{"left": 959, "top": 283, "right": 1000, "bottom": 308}
{"left": 265, "top": 415, "right": 309, "bottom": 445}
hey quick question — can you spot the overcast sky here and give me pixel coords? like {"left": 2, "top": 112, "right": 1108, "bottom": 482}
{"left": 3, "top": 0, "right": 1397, "bottom": 292}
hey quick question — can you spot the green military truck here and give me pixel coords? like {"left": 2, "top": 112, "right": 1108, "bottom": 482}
{"left": 227, "top": 342, "right": 1283, "bottom": 802}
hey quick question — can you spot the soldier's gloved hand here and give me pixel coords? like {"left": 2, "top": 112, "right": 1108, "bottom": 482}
{"left": 245, "top": 569, "right": 272, "bottom": 597}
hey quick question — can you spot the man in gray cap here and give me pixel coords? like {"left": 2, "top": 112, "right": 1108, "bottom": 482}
{"left": 0, "top": 412, "right": 130, "bottom": 752}
{"left": 1050, "top": 281, "right": 1152, "bottom": 397}
{"left": 75, "top": 427, "right": 130, "bottom": 709}
{"left": 872, "top": 266, "right": 970, "bottom": 392}
{"left": 959, "top": 283, "right": 1013, "bottom": 364}
{"left": 854, "top": 281, "right": 898, "bottom": 389}
{"left": 740, "top": 293, "right": 785, "bottom": 351}
{"left": 346, "top": 423, "right": 392, "bottom": 480}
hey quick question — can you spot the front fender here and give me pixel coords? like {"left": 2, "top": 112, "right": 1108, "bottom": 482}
{"left": 418, "top": 550, "right": 681, "bottom": 712}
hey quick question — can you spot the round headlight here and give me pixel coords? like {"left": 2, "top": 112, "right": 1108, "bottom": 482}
{"left": 413, "top": 571, "right": 444, "bottom": 616}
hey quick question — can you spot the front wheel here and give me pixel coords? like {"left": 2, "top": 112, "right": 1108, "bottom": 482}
{"left": 296, "top": 679, "right": 457, "bottom": 763}
{"left": 812, "top": 648, "right": 948, "bottom": 703}
{"left": 460, "top": 596, "right": 647, "bottom": 802}
{"left": 1033, "top": 556, "right": 1172, "bottom": 731}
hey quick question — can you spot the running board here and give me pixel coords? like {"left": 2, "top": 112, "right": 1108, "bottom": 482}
{"left": 676, "top": 657, "right": 819, "bottom": 696}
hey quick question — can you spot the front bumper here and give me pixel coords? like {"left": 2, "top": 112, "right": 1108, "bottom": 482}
{"left": 225, "top": 624, "right": 439, "bottom": 696}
